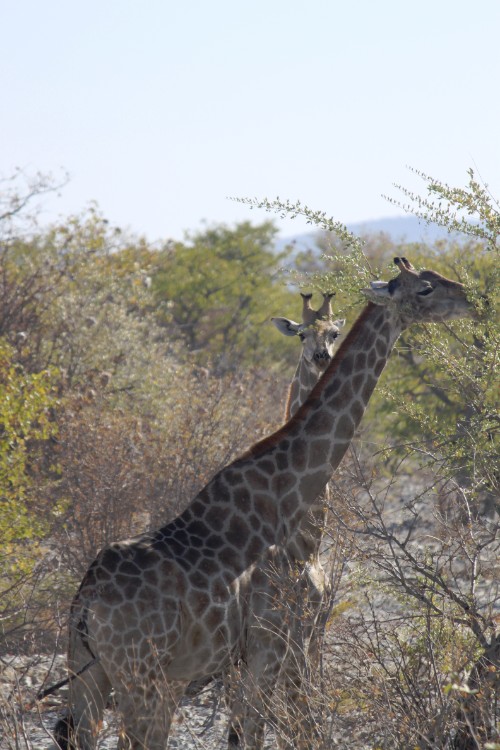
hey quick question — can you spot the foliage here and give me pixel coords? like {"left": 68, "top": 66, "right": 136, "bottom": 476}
{"left": 0, "top": 339, "right": 59, "bottom": 568}
{"left": 152, "top": 221, "right": 300, "bottom": 372}
{"left": 386, "top": 166, "right": 500, "bottom": 252}
{"left": 232, "top": 195, "right": 363, "bottom": 250}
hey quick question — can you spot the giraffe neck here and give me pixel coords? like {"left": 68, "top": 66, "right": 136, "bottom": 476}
{"left": 286, "top": 356, "right": 329, "bottom": 561}
{"left": 184, "top": 303, "right": 402, "bottom": 571}
{"left": 286, "top": 358, "right": 320, "bottom": 421}
{"left": 239, "top": 302, "right": 403, "bottom": 542}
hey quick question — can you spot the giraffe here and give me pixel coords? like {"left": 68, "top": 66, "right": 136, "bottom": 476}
{"left": 55, "top": 257, "right": 475, "bottom": 750}
{"left": 226, "top": 292, "right": 346, "bottom": 748}
{"left": 271, "top": 292, "right": 346, "bottom": 421}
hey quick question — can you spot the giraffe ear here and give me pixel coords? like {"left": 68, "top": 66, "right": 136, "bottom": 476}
{"left": 271, "top": 317, "right": 303, "bottom": 337}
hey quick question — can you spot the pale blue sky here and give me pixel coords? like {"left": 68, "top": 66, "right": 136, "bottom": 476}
{"left": 2, "top": 0, "right": 499, "bottom": 241}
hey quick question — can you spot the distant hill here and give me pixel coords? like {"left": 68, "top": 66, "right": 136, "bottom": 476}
{"left": 276, "top": 215, "right": 467, "bottom": 253}
{"left": 348, "top": 215, "right": 453, "bottom": 242}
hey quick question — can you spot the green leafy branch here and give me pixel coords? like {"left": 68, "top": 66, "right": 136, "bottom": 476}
{"left": 384, "top": 167, "right": 500, "bottom": 252}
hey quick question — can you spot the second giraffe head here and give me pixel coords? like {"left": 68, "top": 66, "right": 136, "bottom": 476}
{"left": 271, "top": 292, "right": 346, "bottom": 373}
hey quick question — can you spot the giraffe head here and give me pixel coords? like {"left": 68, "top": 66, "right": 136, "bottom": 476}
{"left": 363, "top": 257, "right": 475, "bottom": 324}
{"left": 272, "top": 292, "right": 346, "bottom": 373}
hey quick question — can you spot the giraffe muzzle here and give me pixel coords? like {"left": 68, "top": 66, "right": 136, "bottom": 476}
{"left": 314, "top": 350, "right": 331, "bottom": 363}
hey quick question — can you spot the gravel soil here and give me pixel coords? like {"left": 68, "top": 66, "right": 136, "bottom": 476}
{"left": 0, "top": 654, "right": 277, "bottom": 750}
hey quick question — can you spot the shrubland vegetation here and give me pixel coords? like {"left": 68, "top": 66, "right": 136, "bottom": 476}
{"left": 238, "top": 171, "right": 499, "bottom": 749}
{"left": 0, "top": 168, "right": 498, "bottom": 749}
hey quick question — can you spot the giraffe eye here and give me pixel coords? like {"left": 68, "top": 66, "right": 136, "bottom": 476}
{"left": 417, "top": 286, "right": 434, "bottom": 297}
{"left": 388, "top": 278, "right": 399, "bottom": 294}
{"left": 299, "top": 332, "right": 306, "bottom": 342}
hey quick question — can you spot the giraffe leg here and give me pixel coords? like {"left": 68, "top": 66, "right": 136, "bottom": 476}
{"left": 275, "top": 635, "right": 324, "bottom": 750}
{"left": 227, "top": 628, "right": 286, "bottom": 750}
{"left": 227, "top": 661, "right": 272, "bottom": 750}
{"left": 114, "top": 678, "right": 187, "bottom": 750}
{"left": 275, "top": 668, "right": 319, "bottom": 750}
{"left": 54, "top": 656, "right": 111, "bottom": 750}
{"left": 274, "top": 567, "right": 331, "bottom": 749}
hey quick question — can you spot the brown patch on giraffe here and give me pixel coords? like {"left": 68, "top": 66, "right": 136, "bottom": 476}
{"left": 350, "top": 399, "right": 365, "bottom": 425}
{"left": 141, "top": 584, "right": 160, "bottom": 606}
{"left": 354, "top": 351, "right": 367, "bottom": 371}
{"left": 290, "top": 437, "right": 308, "bottom": 471}
{"left": 246, "top": 535, "right": 265, "bottom": 558}
{"left": 275, "top": 451, "right": 289, "bottom": 471}
{"left": 115, "top": 600, "right": 136, "bottom": 619}
{"left": 282, "top": 492, "right": 299, "bottom": 517}
{"left": 352, "top": 371, "right": 365, "bottom": 392}
{"left": 336, "top": 413, "right": 355, "bottom": 442}
{"left": 189, "top": 623, "right": 205, "bottom": 649}
{"left": 374, "top": 358, "right": 386, "bottom": 377}
{"left": 126, "top": 580, "right": 145, "bottom": 603}
{"left": 271, "top": 471, "right": 296, "bottom": 496}
{"left": 366, "top": 347, "right": 377, "bottom": 369}
{"left": 206, "top": 476, "right": 232, "bottom": 504}
{"left": 375, "top": 337, "right": 388, "bottom": 358}
{"left": 234, "top": 485, "right": 251, "bottom": 512}
{"left": 361, "top": 374, "right": 378, "bottom": 404}
{"left": 119, "top": 560, "right": 142, "bottom": 577}
{"left": 379, "top": 321, "right": 391, "bottom": 339}
{"left": 189, "top": 591, "right": 211, "bottom": 615}
{"left": 329, "top": 440, "right": 350, "bottom": 467}
{"left": 189, "top": 520, "right": 210, "bottom": 539}
{"left": 323, "top": 378, "right": 341, "bottom": 400}
{"left": 258, "top": 459, "right": 276, "bottom": 475}
{"left": 211, "top": 577, "right": 230, "bottom": 602}
{"left": 309, "top": 439, "right": 331, "bottom": 468}
{"left": 245, "top": 468, "right": 270, "bottom": 491}
{"left": 227, "top": 515, "right": 251, "bottom": 546}
{"left": 98, "top": 546, "right": 122, "bottom": 572}
{"left": 337, "top": 378, "right": 354, "bottom": 403}
{"left": 253, "top": 494, "right": 277, "bottom": 526}
{"left": 200, "top": 558, "right": 220, "bottom": 577}
{"left": 205, "top": 533, "right": 225, "bottom": 550}
{"left": 205, "top": 606, "right": 225, "bottom": 630}
{"left": 338, "top": 352, "right": 355, "bottom": 377}
{"left": 188, "top": 570, "right": 209, "bottom": 589}
{"left": 298, "top": 472, "right": 329, "bottom": 502}
{"left": 135, "top": 545, "right": 162, "bottom": 570}
{"left": 188, "top": 499, "right": 207, "bottom": 516}
{"left": 185, "top": 547, "right": 202, "bottom": 566}
{"left": 205, "top": 505, "right": 228, "bottom": 530}
{"left": 248, "top": 512, "right": 262, "bottom": 531}
{"left": 223, "top": 467, "right": 244, "bottom": 485}
{"left": 260, "top": 523, "right": 276, "bottom": 545}
{"left": 218, "top": 546, "right": 243, "bottom": 572}
{"left": 304, "top": 409, "right": 332, "bottom": 437}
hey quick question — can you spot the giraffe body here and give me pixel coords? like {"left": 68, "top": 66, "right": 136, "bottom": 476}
{"left": 56, "top": 258, "right": 474, "bottom": 749}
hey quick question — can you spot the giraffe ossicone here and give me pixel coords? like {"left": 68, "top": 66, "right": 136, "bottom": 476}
{"left": 55, "top": 256, "right": 475, "bottom": 750}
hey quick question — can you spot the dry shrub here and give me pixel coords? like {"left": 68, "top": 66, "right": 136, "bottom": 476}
{"left": 299, "top": 444, "right": 500, "bottom": 750}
